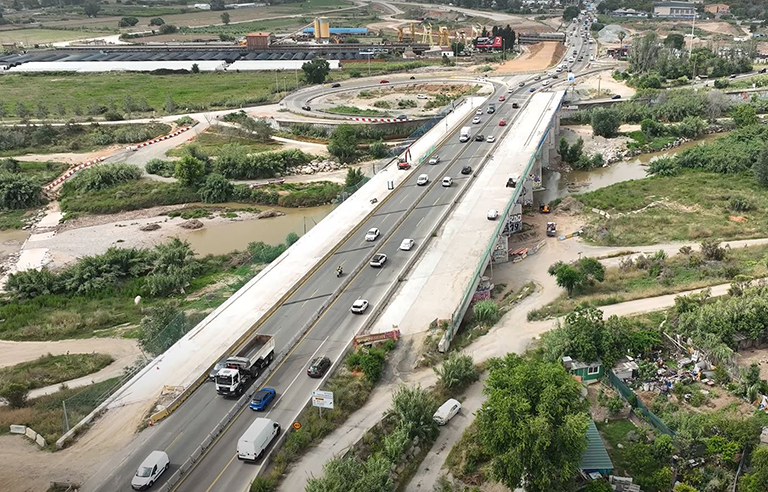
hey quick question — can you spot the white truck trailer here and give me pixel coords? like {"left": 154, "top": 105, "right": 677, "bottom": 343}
{"left": 459, "top": 126, "right": 471, "bottom": 142}
{"left": 237, "top": 417, "right": 280, "bottom": 462}
{"left": 215, "top": 334, "right": 275, "bottom": 397}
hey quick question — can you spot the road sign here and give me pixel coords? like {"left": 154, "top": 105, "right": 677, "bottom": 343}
{"left": 312, "top": 390, "right": 334, "bottom": 409}
{"left": 568, "top": 73, "right": 575, "bottom": 82}
{"left": 292, "top": 421, "right": 302, "bottom": 430}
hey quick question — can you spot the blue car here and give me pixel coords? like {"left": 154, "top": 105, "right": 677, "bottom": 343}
{"left": 249, "top": 388, "right": 276, "bottom": 411}
{"left": 529, "top": 87, "right": 536, "bottom": 93}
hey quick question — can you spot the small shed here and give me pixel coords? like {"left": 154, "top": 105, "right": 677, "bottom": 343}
{"left": 612, "top": 356, "right": 639, "bottom": 381}
{"left": 581, "top": 420, "right": 614, "bottom": 475}
{"left": 563, "top": 356, "right": 603, "bottom": 383}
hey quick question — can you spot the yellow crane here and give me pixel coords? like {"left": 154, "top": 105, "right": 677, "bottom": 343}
{"left": 421, "top": 22, "right": 434, "bottom": 45}
{"left": 439, "top": 26, "right": 450, "bottom": 46}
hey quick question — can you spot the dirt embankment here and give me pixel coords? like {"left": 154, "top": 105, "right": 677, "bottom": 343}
{"left": 496, "top": 42, "right": 561, "bottom": 73}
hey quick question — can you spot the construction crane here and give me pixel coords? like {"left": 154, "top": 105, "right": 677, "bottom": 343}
{"left": 421, "top": 22, "right": 434, "bottom": 46}
{"left": 396, "top": 22, "right": 416, "bottom": 42}
{"left": 439, "top": 26, "right": 450, "bottom": 47}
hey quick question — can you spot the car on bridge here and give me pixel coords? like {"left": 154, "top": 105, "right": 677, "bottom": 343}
{"left": 365, "top": 228, "right": 380, "bottom": 241}
{"left": 498, "top": 95, "right": 506, "bottom": 101}
{"left": 350, "top": 299, "right": 370, "bottom": 314}
{"left": 486, "top": 135, "right": 495, "bottom": 143}
{"left": 518, "top": 82, "right": 525, "bottom": 87}
{"left": 428, "top": 155, "right": 440, "bottom": 165}
{"left": 302, "top": 105, "right": 311, "bottom": 111}
{"left": 442, "top": 177, "right": 453, "bottom": 187}
{"left": 472, "top": 116, "right": 481, "bottom": 124}
{"left": 475, "top": 134, "right": 484, "bottom": 141}
{"left": 399, "top": 238, "right": 415, "bottom": 250}
{"left": 370, "top": 253, "right": 387, "bottom": 267}
{"left": 307, "top": 357, "right": 331, "bottom": 378}
{"left": 249, "top": 388, "right": 276, "bottom": 411}
{"left": 131, "top": 451, "right": 169, "bottom": 491}
{"left": 487, "top": 210, "right": 499, "bottom": 220}
{"left": 417, "top": 174, "right": 429, "bottom": 186}
{"left": 498, "top": 119, "right": 506, "bottom": 126}
{"left": 529, "top": 87, "right": 535, "bottom": 93}
{"left": 512, "top": 103, "right": 519, "bottom": 108}
{"left": 461, "top": 166, "right": 472, "bottom": 175}
{"left": 476, "top": 108, "right": 484, "bottom": 115}
{"left": 209, "top": 357, "right": 228, "bottom": 380}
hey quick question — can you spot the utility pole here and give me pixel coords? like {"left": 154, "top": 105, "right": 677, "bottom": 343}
{"left": 597, "top": 73, "right": 601, "bottom": 97}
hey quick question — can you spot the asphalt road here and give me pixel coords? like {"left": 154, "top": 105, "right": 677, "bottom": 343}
{"left": 90, "top": 22, "right": 593, "bottom": 492}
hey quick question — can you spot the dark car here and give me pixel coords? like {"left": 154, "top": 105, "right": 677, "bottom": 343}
{"left": 209, "top": 357, "right": 228, "bottom": 380}
{"left": 380, "top": 79, "right": 389, "bottom": 84}
{"left": 461, "top": 166, "right": 472, "bottom": 175}
{"left": 249, "top": 388, "right": 276, "bottom": 411}
{"left": 396, "top": 114, "right": 408, "bottom": 120}
{"left": 301, "top": 105, "right": 311, "bottom": 111}
{"left": 512, "top": 102, "right": 519, "bottom": 109}
{"left": 760, "top": 68, "right": 768, "bottom": 74}
{"left": 552, "top": 74, "right": 559, "bottom": 79}
{"left": 529, "top": 87, "right": 535, "bottom": 93}
{"left": 307, "top": 356, "right": 332, "bottom": 378}
{"left": 475, "top": 134, "right": 484, "bottom": 141}
{"left": 410, "top": 76, "right": 416, "bottom": 79}
{"left": 611, "top": 94, "right": 621, "bottom": 100}
{"left": 331, "top": 83, "right": 341, "bottom": 88}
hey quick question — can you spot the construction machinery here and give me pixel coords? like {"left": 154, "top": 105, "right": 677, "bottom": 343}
{"left": 396, "top": 23, "right": 416, "bottom": 42}
{"left": 539, "top": 203, "right": 551, "bottom": 213}
{"left": 439, "top": 26, "right": 451, "bottom": 46}
{"left": 421, "top": 23, "right": 434, "bottom": 45}
{"left": 546, "top": 222, "right": 557, "bottom": 237}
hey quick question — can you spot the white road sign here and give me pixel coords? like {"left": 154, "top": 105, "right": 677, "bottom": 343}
{"left": 312, "top": 390, "right": 334, "bottom": 409}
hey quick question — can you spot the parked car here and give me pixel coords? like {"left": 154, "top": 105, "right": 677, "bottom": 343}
{"left": 486, "top": 135, "right": 495, "bottom": 143}
{"left": 433, "top": 398, "right": 461, "bottom": 425}
{"left": 399, "top": 238, "right": 415, "bottom": 251}
{"left": 472, "top": 116, "right": 481, "bottom": 124}
{"left": 307, "top": 356, "right": 331, "bottom": 378}
{"left": 475, "top": 134, "right": 484, "bottom": 141}
{"left": 131, "top": 451, "right": 169, "bottom": 490}
{"left": 416, "top": 174, "right": 429, "bottom": 186}
{"left": 461, "top": 166, "right": 472, "bottom": 175}
{"left": 370, "top": 253, "right": 387, "bottom": 267}
{"left": 498, "top": 119, "right": 506, "bottom": 126}
{"left": 350, "top": 299, "right": 369, "bottom": 314}
{"left": 417, "top": 93, "right": 428, "bottom": 99}
{"left": 330, "top": 83, "right": 341, "bottom": 88}
{"left": 365, "top": 227, "right": 380, "bottom": 241}
{"left": 249, "top": 388, "right": 276, "bottom": 411}
{"left": 428, "top": 155, "right": 440, "bottom": 165}
{"left": 301, "top": 105, "right": 311, "bottom": 111}
{"left": 498, "top": 95, "right": 506, "bottom": 101}
{"left": 442, "top": 176, "right": 452, "bottom": 187}
{"left": 487, "top": 209, "right": 499, "bottom": 220}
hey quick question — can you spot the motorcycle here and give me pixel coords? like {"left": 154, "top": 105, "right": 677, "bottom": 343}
{"left": 370, "top": 198, "right": 378, "bottom": 204}
{"left": 336, "top": 268, "right": 343, "bottom": 277}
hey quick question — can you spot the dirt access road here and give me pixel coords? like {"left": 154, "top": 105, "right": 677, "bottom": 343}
{"left": 496, "top": 42, "right": 563, "bottom": 74}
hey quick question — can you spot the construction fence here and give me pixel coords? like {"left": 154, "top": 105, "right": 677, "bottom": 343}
{"left": 607, "top": 370, "right": 675, "bottom": 436}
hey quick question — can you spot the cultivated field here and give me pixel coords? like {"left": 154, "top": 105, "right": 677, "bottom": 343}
{"left": 0, "top": 28, "right": 107, "bottom": 45}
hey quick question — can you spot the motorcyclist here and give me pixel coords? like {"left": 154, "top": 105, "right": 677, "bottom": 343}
{"left": 336, "top": 265, "right": 343, "bottom": 276}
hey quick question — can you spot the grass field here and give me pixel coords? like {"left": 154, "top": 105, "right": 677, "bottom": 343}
{"left": 0, "top": 28, "right": 108, "bottom": 45}
{"left": 0, "top": 353, "right": 114, "bottom": 391}
{"left": 577, "top": 170, "right": 768, "bottom": 246}
{"left": 166, "top": 126, "right": 280, "bottom": 157}
{"left": 528, "top": 242, "right": 768, "bottom": 320}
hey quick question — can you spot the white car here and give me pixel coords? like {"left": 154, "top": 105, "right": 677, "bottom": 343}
{"left": 542, "top": 80, "right": 551, "bottom": 86}
{"left": 487, "top": 209, "right": 499, "bottom": 220}
{"left": 417, "top": 93, "right": 428, "bottom": 99}
{"left": 416, "top": 174, "right": 429, "bottom": 186}
{"left": 370, "top": 253, "right": 387, "bottom": 268}
{"left": 428, "top": 155, "right": 440, "bottom": 165}
{"left": 442, "top": 176, "right": 452, "bottom": 187}
{"left": 507, "top": 87, "right": 514, "bottom": 93}
{"left": 476, "top": 108, "right": 484, "bottom": 115}
{"left": 433, "top": 398, "right": 461, "bottom": 425}
{"left": 365, "top": 227, "right": 380, "bottom": 241}
{"left": 472, "top": 116, "right": 481, "bottom": 124}
{"left": 350, "top": 299, "right": 369, "bottom": 314}
{"left": 486, "top": 135, "right": 495, "bottom": 143}
{"left": 399, "top": 238, "right": 415, "bottom": 251}
{"left": 131, "top": 451, "right": 169, "bottom": 490}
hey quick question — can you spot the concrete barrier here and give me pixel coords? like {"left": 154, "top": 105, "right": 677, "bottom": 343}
{"left": 10, "top": 425, "right": 46, "bottom": 448}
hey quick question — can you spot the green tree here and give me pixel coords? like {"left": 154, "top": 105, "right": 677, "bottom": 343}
{"left": 327, "top": 124, "right": 359, "bottom": 163}
{"left": 584, "top": 480, "right": 613, "bottom": 492}
{"left": 344, "top": 167, "right": 365, "bottom": 188}
{"left": 0, "top": 382, "right": 29, "bottom": 408}
{"left": 478, "top": 354, "right": 589, "bottom": 492}
{"left": 83, "top": 0, "right": 100, "bottom": 17}
{"left": 175, "top": 155, "right": 206, "bottom": 187}
{"left": 119, "top": 16, "right": 139, "bottom": 27}
{"left": 368, "top": 140, "right": 388, "bottom": 158}
{"left": 548, "top": 261, "right": 582, "bottom": 296}
{"left": 664, "top": 33, "right": 685, "bottom": 50}
{"left": 563, "top": 6, "right": 580, "bottom": 20}
{"left": 731, "top": 104, "right": 759, "bottom": 127}
{"left": 305, "top": 455, "right": 393, "bottom": 492}
{"left": 245, "top": 118, "right": 273, "bottom": 142}
{"left": 558, "top": 137, "right": 569, "bottom": 159}
{"left": 434, "top": 352, "right": 477, "bottom": 391}
{"left": 199, "top": 173, "right": 233, "bottom": 203}
{"left": 191, "top": 63, "right": 200, "bottom": 74}
{"left": 754, "top": 145, "right": 768, "bottom": 187}
{"left": 149, "top": 17, "right": 165, "bottom": 26}
{"left": 591, "top": 108, "right": 621, "bottom": 138}
{"left": 579, "top": 257, "right": 606, "bottom": 285}
{"left": 220, "top": 12, "right": 230, "bottom": 25}
{"left": 159, "top": 24, "right": 178, "bottom": 35}
{"left": 302, "top": 57, "right": 331, "bottom": 84}
{"left": 139, "top": 302, "right": 182, "bottom": 354}
{"left": 390, "top": 385, "right": 439, "bottom": 441}
{"left": 672, "top": 484, "right": 698, "bottom": 492}
{"left": 0, "top": 173, "right": 43, "bottom": 209}
{"left": 740, "top": 446, "right": 768, "bottom": 492}
{"left": 566, "top": 137, "right": 584, "bottom": 164}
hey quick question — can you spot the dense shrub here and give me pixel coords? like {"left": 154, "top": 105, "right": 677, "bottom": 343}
{"left": 276, "top": 182, "right": 340, "bottom": 207}
{"left": 198, "top": 173, "right": 233, "bottom": 203}
{"left": 62, "top": 163, "right": 142, "bottom": 194}
{"left": 0, "top": 173, "right": 44, "bottom": 209}
{"left": 434, "top": 352, "right": 478, "bottom": 391}
{"left": 145, "top": 159, "right": 176, "bottom": 178}
{"left": 213, "top": 147, "right": 312, "bottom": 179}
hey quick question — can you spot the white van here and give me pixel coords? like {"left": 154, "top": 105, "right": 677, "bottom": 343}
{"left": 131, "top": 450, "right": 169, "bottom": 490}
{"left": 433, "top": 398, "right": 461, "bottom": 425}
{"left": 238, "top": 418, "right": 280, "bottom": 462}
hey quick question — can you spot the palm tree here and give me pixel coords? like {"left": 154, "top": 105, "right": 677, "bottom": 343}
{"left": 618, "top": 30, "right": 626, "bottom": 45}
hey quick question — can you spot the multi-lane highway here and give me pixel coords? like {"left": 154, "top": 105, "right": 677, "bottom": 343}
{"left": 90, "top": 20, "right": 596, "bottom": 492}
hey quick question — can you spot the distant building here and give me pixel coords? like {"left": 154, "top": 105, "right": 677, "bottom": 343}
{"left": 609, "top": 8, "right": 648, "bottom": 17}
{"left": 245, "top": 32, "right": 272, "bottom": 50}
{"left": 653, "top": 1, "right": 697, "bottom": 18}
{"left": 518, "top": 32, "right": 566, "bottom": 44}
{"left": 704, "top": 3, "right": 729, "bottom": 14}
{"left": 301, "top": 27, "right": 372, "bottom": 36}
{"left": 193, "top": 3, "right": 211, "bottom": 10}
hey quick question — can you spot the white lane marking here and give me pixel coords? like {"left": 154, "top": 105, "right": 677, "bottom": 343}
{"left": 265, "top": 335, "right": 330, "bottom": 417}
